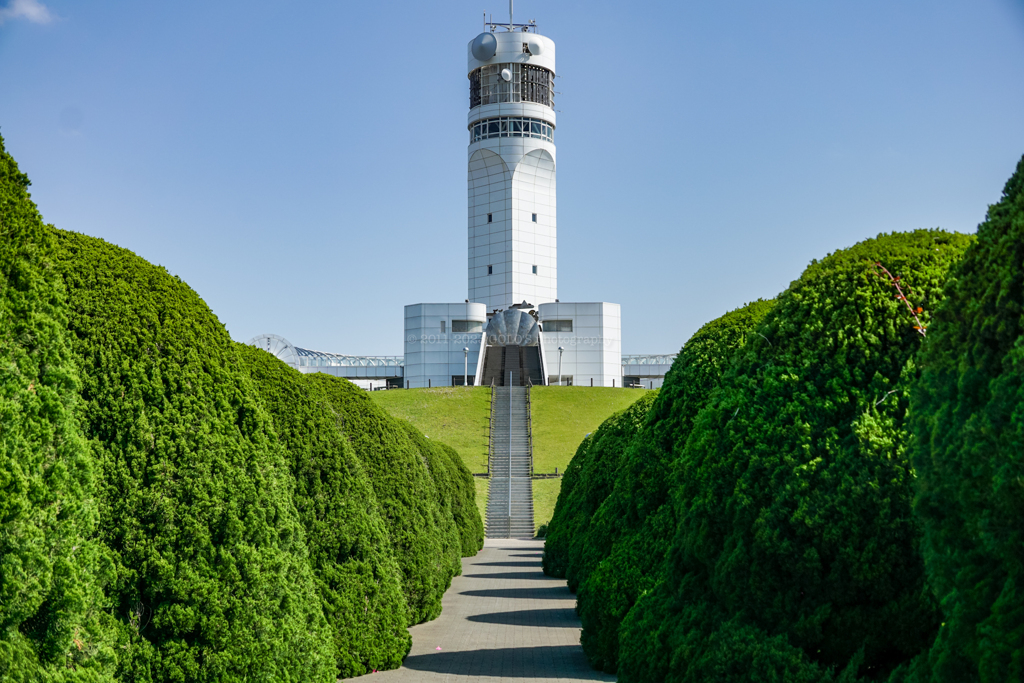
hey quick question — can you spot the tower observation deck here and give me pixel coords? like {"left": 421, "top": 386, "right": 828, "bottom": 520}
{"left": 467, "top": 21, "right": 557, "bottom": 312}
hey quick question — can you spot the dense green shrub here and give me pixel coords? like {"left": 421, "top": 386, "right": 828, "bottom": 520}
{"left": 399, "top": 422, "right": 484, "bottom": 557}
{"left": 0, "top": 136, "right": 114, "bottom": 680}
{"left": 905, "top": 156, "right": 1024, "bottom": 682}
{"left": 236, "top": 345, "right": 411, "bottom": 677}
{"left": 540, "top": 433, "right": 589, "bottom": 576}
{"left": 309, "top": 374, "right": 467, "bottom": 624}
{"left": 53, "top": 231, "right": 335, "bottom": 683}
{"left": 574, "top": 300, "right": 774, "bottom": 673}
{"left": 541, "top": 390, "right": 658, "bottom": 586}
{"left": 618, "top": 230, "right": 973, "bottom": 682}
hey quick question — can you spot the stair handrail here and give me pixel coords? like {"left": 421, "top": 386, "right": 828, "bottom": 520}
{"left": 526, "top": 383, "right": 534, "bottom": 478}
{"left": 487, "top": 381, "right": 495, "bottom": 477}
{"left": 508, "top": 370, "right": 513, "bottom": 538}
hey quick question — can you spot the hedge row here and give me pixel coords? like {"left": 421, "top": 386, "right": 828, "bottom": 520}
{"left": 901, "top": 156, "right": 1024, "bottom": 682}
{"left": 0, "top": 135, "right": 483, "bottom": 682}
{"left": 547, "top": 226, "right": 991, "bottom": 681}
{"left": 542, "top": 389, "right": 661, "bottom": 588}
{"left": 236, "top": 344, "right": 410, "bottom": 677}
{"left": 0, "top": 134, "right": 112, "bottom": 681}
{"left": 546, "top": 299, "right": 774, "bottom": 674}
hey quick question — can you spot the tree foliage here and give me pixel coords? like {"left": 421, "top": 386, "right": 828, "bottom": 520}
{"left": 53, "top": 229, "right": 338, "bottom": 682}
{"left": 542, "top": 390, "right": 659, "bottom": 587}
{"left": 0, "top": 135, "right": 115, "bottom": 681}
{"left": 236, "top": 344, "right": 411, "bottom": 678}
{"left": 617, "top": 230, "right": 973, "bottom": 682}
{"left": 308, "top": 373, "right": 471, "bottom": 624}
{"left": 399, "top": 422, "right": 484, "bottom": 557}
{"left": 906, "top": 155, "right": 1024, "bottom": 682}
{"left": 572, "top": 300, "right": 774, "bottom": 673}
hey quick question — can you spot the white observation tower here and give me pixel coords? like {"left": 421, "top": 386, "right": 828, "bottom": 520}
{"left": 467, "top": 14, "right": 557, "bottom": 312}
{"left": 248, "top": 10, "right": 662, "bottom": 392}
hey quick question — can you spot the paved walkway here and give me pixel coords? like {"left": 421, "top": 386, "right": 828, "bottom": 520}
{"left": 352, "top": 538, "right": 616, "bottom": 682}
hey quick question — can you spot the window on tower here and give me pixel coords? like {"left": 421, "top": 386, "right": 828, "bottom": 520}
{"left": 469, "top": 63, "right": 554, "bottom": 108}
{"left": 488, "top": 265, "right": 493, "bottom": 275}
{"left": 487, "top": 213, "right": 493, "bottom": 223}
{"left": 470, "top": 116, "right": 554, "bottom": 144}
{"left": 532, "top": 265, "right": 538, "bottom": 274}
{"left": 532, "top": 213, "right": 538, "bottom": 222}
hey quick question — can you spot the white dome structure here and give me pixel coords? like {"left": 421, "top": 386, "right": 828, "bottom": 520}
{"left": 484, "top": 308, "right": 541, "bottom": 346}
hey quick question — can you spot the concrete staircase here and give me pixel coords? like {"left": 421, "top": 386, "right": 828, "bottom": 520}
{"left": 486, "top": 381, "right": 535, "bottom": 538}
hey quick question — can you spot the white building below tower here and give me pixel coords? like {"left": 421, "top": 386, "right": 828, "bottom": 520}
{"left": 403, "top": 303, "right": 487, "bottom": 388}
{"left": 538, "top": 303, "right": 621, "bottom": 387}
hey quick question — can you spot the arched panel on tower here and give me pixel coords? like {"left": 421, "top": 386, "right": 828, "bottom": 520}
{"left": 468, "top": 149, "right": 512, "bottom": 309}
{"left": 511, "top": 149, "right": 557, "bottom": 305}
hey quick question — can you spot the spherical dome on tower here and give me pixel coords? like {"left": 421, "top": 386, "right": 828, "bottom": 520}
{"left": 471, "top": 32, "right": 497, "bottom": 61}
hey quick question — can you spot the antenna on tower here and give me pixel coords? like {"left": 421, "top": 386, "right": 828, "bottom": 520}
{"left": 484, "top": 6, "right": 535, "bottom": 32}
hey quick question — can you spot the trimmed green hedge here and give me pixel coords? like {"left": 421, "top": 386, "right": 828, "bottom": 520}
{"left": 0, "top": 132, "right": 487, "bottom": 682}
{"left": 308, "top": 374, "right": 468, "bottom": 624}
{"left": 399, "top": 422, "right": 484, "bottom": 557}
{"left": 542, "top": 390, "right": 659, "bottom": 587}
{"left": 618, "top": 230, "right": 973, "bottom": 682}
{"left": 0, "top": 136, "right": 114, "bottom": 681}
{"left": 904, "top": 156, "right": 1024, "bottom": 682}
{"left": 571, "top": 300, "right": 774, "bottom": 673}
{"left": 236, "top": 344, "right": 411, "bottom": 677}
{"left": 53, "top": 230, "right": 336, "bottom": 682}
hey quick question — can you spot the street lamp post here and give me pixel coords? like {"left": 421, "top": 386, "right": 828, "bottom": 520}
{"left": 463, "top": 347, "right": 469, "bottom": 386}
{"left": 557, "top": 346, "right": 564, "bottom": 386}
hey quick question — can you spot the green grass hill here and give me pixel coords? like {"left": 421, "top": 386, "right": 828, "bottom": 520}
{"left": 371, "top": 385, "right": 651, "bottom": 533}
{"left": 370, "top": 386, "right": 491, "bottom": 472}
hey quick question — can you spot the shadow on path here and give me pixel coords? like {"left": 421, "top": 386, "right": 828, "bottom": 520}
{"left": 463, "top": 571, "right": 551, "bottom": 580}
{"left": 402, "top": 645, "right": 607, "bottom": 679}
{"left": 474, "top": 560, "right": 542, "bottom": 567}
{"left": 459, "top": 586, "right": 570, "bottom": 600}
{"left": 467, "top": 608, "right": 578, "bottom": 628}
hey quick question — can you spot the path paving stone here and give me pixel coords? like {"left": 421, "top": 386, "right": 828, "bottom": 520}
{"left": 351, "top": 538, "right": 616, "bottom": 682}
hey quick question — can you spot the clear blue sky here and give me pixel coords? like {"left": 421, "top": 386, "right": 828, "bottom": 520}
{"left": 2, "top": 0, "right": 1022, "bottom": 355}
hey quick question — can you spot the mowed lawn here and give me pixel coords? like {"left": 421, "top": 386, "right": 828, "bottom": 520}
{"left": 370, "top": 386, "right": 492, "bottom": 473}
{"left": 530, "top": 386, "right": 651, "bottom": 531}
{"left": 531, "top": 386, "right": 650, "bottom": 474}
{"left": 371, "top": 384, "right": 651, "bottom": 534}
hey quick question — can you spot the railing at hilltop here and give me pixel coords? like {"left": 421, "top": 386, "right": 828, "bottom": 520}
{"left": 296, "top": 350, "right": 404, "bottom": 368}
{"left": 621, "top": 353, "right": 677, "bottom": 366}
